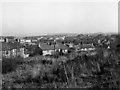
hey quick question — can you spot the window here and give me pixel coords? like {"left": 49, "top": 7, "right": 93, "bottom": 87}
{"left": 6, "top": 51, "right": 9, "bottom": 54}
{"left": 5, "top": 51, "right": 10, "bottom": 56}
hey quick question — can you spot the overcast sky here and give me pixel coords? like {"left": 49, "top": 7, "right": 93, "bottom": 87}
{"left": 0, "top": 0, "right": 118, "bottom": 36}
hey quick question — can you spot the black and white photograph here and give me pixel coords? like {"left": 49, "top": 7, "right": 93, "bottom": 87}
{"left": 0, "top": 0, "right": 120, "bottom": 89}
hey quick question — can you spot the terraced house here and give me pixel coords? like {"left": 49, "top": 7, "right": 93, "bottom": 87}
{"left": 39, "top": 43, "right": 69, "bottom": 56}
{"left": 75, "top": 43, "right": 95, "bottom": 52}
{"left": 1, "top": 42, "right": 28, "bottom": 58}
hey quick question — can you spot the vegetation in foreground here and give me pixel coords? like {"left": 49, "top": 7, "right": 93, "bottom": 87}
{"left": 2, "top": 37, "right": 120, "bottom": 89}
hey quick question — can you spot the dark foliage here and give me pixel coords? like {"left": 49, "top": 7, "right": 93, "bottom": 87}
{"left": 2, "top": 57, "right": 24, "bottom": 74}
{"left": 29, "top": 46, "right": 43, "bottom": 56}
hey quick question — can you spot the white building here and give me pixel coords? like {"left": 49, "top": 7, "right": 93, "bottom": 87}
{"left": 39, "top": 43, "right": 69, "bottom": 56}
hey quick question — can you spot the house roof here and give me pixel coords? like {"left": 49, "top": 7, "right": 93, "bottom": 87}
{"left": 39, "top": 43, "right": 55, "bottom": 50}
{"left": 1, "top": 42, "right": 24, "bottom": 51}
{"left": 1, "top": 43, "right": 11, "bottom": 51}
{"left": 39, "top": 43, "right": 69, "bottom": 50}
{"left": 5, "top": 36, "right": 15, "bottom": 39}
{"left": 55, "top": 44, "right": 69, "bottom": 50}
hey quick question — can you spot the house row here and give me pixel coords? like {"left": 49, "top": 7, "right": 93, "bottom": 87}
{"left": 0, "top": 37, "right": 38, "bottom": 44}
{"left": 39, "top": 43, "right": 69, "bottom": 56}
{"left": 75, "top": 43, "right": 95, "bottom": 52}
{"left": 0, "top": 36, "right": 15, "bottom": 43}
{"left": 1, "top": 42, "right": 29, "bottom": 58}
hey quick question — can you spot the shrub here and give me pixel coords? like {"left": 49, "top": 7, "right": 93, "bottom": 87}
{"left": 27, "top": 45, "right": 43, "bottom": 57}
{"left": 2, "top": 57, "right": 24, "bottom": 74}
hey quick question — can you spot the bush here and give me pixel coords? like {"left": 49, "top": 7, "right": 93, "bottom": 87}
{"left": 29, "top": 46, "right": 43, "bottom": 57}
{"left": 2, "top": 45, "right": 120, "bottom": 88}
{"left": 2, "top": 57, "right": 24, "bottom": 74}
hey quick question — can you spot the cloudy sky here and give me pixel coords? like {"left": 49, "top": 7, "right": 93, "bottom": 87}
{"left": 0, "top": 0, "right": 119, "bottom": 36}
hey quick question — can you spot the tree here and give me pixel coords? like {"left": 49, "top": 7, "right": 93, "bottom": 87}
{"left": 111, "top": 34, "right": 120, "bottom": 53}
{"left": 30, "top": 46, "right": 43, "bottom": 56}
{"left": 34, "top": 46, "right": 43, "bottom": 55}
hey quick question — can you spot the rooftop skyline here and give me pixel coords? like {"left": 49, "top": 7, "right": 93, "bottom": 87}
{"left": 0, "top": 0, "right": 118, "bottom": 36}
